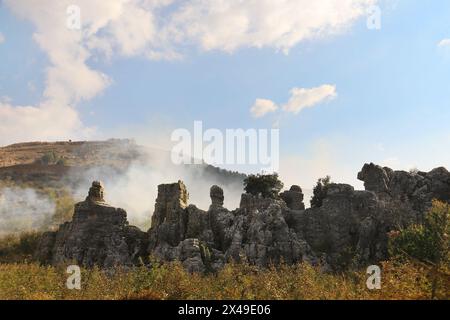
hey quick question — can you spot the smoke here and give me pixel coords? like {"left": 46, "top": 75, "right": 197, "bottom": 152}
{"left": 0, "top": 188, "right": 56, "bottom": 236}
{"left": 70, "top": 147, "right": 244, "bottom": 228}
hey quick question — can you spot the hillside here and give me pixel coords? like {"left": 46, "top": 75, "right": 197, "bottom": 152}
{"left": 0, "top": 139, "right": 246, "bottom": 185}
{"left": 0, "top": 139, "right": 140, "bottom": 167}
{"left": 0, "top": 139, "right": 247, "bottom": 234}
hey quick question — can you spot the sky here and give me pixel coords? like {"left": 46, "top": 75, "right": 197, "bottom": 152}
{"left": 0, "top": 0, "right": 449, "bottom": 189}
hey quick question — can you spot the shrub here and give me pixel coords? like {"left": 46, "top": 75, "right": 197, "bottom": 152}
{"left": 243, "top": 173, "right": 283, "bottom": 199}
{"left": 389, "top": 200, "right": 450, "bottom": 298}
{"left": 39, "top": 152, "right": 57, "bottom": 165}
{"left": 0, "top": 232, "right": 42, "bottom": 263}
{"left": 47, "top": 189, "right": 76, "bottom": 226}
{"left": 389, "top": 200, "right": 449, "bottom": 265}
{"left": 310, "top": 176, "right": 331, "bottom": 208}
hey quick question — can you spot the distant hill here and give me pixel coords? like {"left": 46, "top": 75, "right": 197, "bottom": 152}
{"left": 0, "top": 139, "right": 246, "bottom": 190}
{"left": 0, "top": 139, "right": 141, "bottom": 168}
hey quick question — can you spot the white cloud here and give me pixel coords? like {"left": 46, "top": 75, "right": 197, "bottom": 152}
{"left": 438, "top": 39, "right": 450, "bottom": 48}
{"left": 0, "top": 32, "right": 4, "bottom": 44}
{"left": 250, "top": 99, "right": 278, "bottom": 118}
{"left": 2, "top": 0, "right": 142, "bottom": 145}
{"left": 169, "top": 0, "right": 377, "bottom": 53}
{"left": 0, "top": 102, "right": 93, "bottom": 146}
{"left": 282, "top": 84, "right": 337, "bottom": 114}
{"left": 252, "top": 84, "right": 337, "bottom": 118}
{"left": 2, "top": 0, "right": 375, "bottom": 145}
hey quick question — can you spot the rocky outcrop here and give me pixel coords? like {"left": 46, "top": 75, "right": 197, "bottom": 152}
{"left": 358, "top": 163, "right": 450, "bottom": 220}
{"left": 288, "top": 184, "right": 390, "bottom": 269}
{"left": 147, "top": 181, "right": 215, "bottom": 272}
{"left": 210, "top": 185, "right": 224, "bottom": 208}
{"left": 147, "top": 183, "right": 316, "bottom": 271}
{"left": 35, "top": 181, "right": 148, "bottom": 268}
{"left": 280, "top": 185, "right": 305, "bottom": 210}
{"left": 36, "top": 163, "right": 450, "bottom": 272}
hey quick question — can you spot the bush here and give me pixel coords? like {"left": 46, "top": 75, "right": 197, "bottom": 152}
{"left": 46, "top": 189, "right": 76, "bottom": 226}
{"left": 0, "top": 232, "right": 42, "bottom": 263}
{"left": 38, "top": 152, "right": 67, "bottom": 166}
{"left": 389, "top": 200, "right": 449, "bottom": 265}
{"left": 389, "top": 200, "right": 450, "bottom": 299}
{"left": 39, "top": 152, "right": 57, "bottom": 165}
{"left": 243, "top": 173, "right": 283, "bottom": 199}
{"left": 310, "top": 176, "right": 331, "bottom": 208}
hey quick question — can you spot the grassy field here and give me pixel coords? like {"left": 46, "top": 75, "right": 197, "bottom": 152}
{"left": 0, "top": 260, "right": 448, "bottom": 300}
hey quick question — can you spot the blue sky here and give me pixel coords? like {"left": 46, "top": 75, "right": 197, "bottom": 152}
{"left": 0, "top": 0, "right": 449, "bottom": 188}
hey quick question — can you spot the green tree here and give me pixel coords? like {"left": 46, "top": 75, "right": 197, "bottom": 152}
{"left": 389, "top": 200, "right": 450, "bottom": 299}
{"left": 310, "top": 176, "right": 331, "bottom": 208}
{"left": 243, "top": 173, "right": 284, "bottom": 199}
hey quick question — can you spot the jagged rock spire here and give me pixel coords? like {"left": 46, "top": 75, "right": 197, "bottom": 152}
{"left": 86, "top": 181, "right": 105, "bottom": 203}
{"left": 210, "top": 185, "right": 224, "bottom": 208}
{"left": 280, "top": 185, "right": 305, "bottom": 210}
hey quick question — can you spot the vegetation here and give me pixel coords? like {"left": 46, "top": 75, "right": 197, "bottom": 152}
{"left": 389, "top": 200, "right": 450, "bottom": 299}
{"left": 0, "top": 259, "right": 447, "bottom": 300}
{"left": 243, "top": 173, "right": 283, "bottom": 199}
{"left": 39, "top": 152, "right": 57, "bottom": 165}
{"left": 0, "top": 232, "right": 42, "bottom": 263}
{"left": 310, "top": 176, "right": 331, "bottom": 208}
{"left": 37, "top": 151, "right": 67, "bottom": 166}
{"left": 0, "top": 179, "right": 76, "bottom": 235}
{"left": 46, "top": 189, "right": 76, "bottom": 227}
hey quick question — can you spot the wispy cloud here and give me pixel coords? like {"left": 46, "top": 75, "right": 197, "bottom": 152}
{"left": 251, "top": 84, "right": 337, "bottom": 118}
{"left": 0, "top": 32, "right": 5, "bottom": 44}
{"left": 168, "top": 0, "right": 377, "bottom": 54}
{"left": 1, "top": 0, "right": 375, "bottom": 145}
{"left": 282, "top": 85, "right": 337, "bottom": 114}
{"left": 250, "top": 99, "right": 278, "bottom": 118}
{"left": 438, "top": 39, "right": 450, "bottom": 48}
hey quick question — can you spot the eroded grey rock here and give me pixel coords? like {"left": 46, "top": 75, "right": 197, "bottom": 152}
{"left": 280, "top": 185, "right": 305, "bottom": 210}
{"left": 35, "top": 181, "right": 148, "bottom": 268}
{"left": 36, "top": 163, "right": 450, "bottom": 272}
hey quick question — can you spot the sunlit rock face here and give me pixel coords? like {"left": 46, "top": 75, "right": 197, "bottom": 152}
{"left": 147, "top": 183, "right": 316, "bottom": 272}
{"left": 36, "top": 164, "right": 450, "bottom": 272}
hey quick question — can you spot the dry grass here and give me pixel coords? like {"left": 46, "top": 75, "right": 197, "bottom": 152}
{"left": 0, "top": 260, "right": 448, "bottom": 300}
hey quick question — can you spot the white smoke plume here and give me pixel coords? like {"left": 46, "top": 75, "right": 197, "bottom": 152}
{"left": 0, "top": 188, "right": 56, "bottom": 236}
{"left": 70, "top": 148, "right": 244, "bottom": 228}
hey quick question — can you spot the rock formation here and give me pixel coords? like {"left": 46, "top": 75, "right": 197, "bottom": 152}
{"left": 358, "top": 163, "right": 450, "bottom": 215}
{"left": 210, "top": 185, "right": 224, "bottom": 208}
{"left": 36, "top": 163, "right": 450, "bottom": 271}
{"left": 86, "top": 181, "right": 105, "bottom": 203}
{"left": 35, "top": 181, "right": 148, "bottom": 268}
{"left": 280, "top": 185, "right": 305, "bottom": 210}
